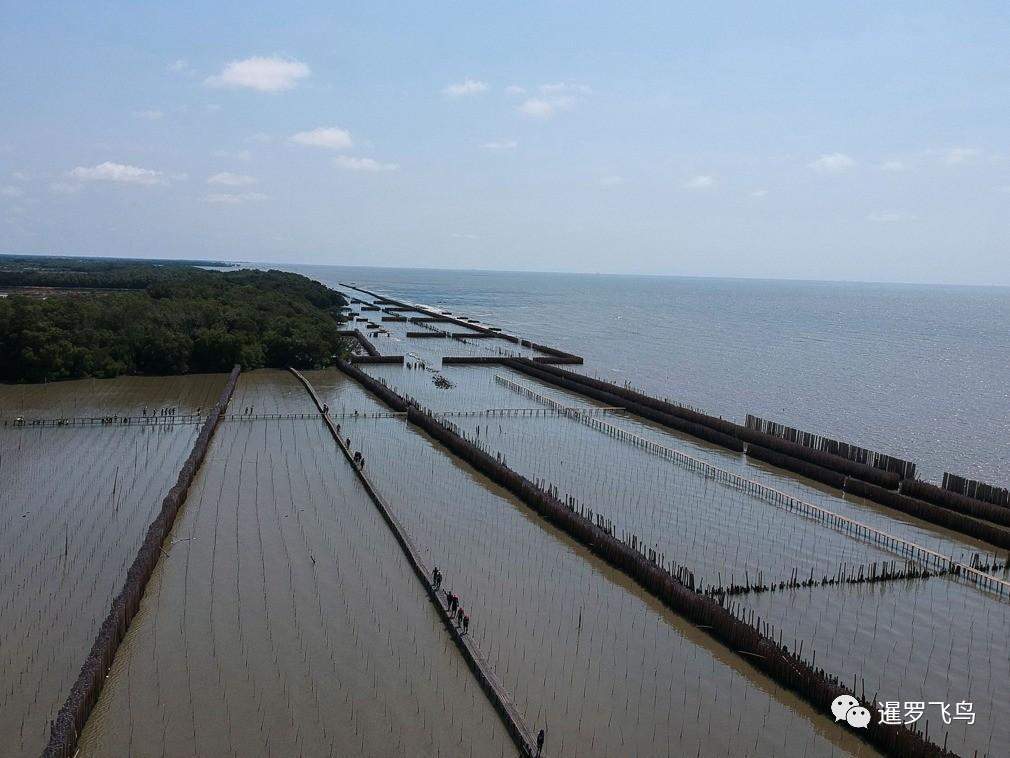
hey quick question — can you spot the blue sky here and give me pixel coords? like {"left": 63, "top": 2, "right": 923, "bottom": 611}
{"left": 2, "top": 2, "right": 1009, "bottom": 284}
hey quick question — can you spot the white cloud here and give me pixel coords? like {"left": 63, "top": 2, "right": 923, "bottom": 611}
{"left": 133, "top": 109, "right": 163, "bottom": 120}
{"left": 684, "top": 175, "right": 715, "bottom": 189}
{"left": 504, "top": 85, "right": 526, "bottom": 96}
{"left": 69, "top": 161, "right": 165, "bottom": 185}
{"left": 996, "top": 185, "right": 1010, "bottom": 194}
{"left": 11, "top": 171, "right": 29, "bottom": 181}
{"left": 482, "top": 139, "right": 518, "bottom": 150}
{"left": 880, "top": 160, "right": 906, "bottom": 172}
{"left": 290, "top": 127, "right": 353, "bottom": 150}
{"left": 944, "top": 147, "right": 980, "bottom": 165}
{"left": 246, "top": 132, "right": 272, "bottom": 144}
{"left": 867, "top": 210, "right": 915, "bottom": 223}
{"left": 599, "top": 175, "right": 626, "bottom": 187}
{"left": 1, "top": 185, "right": 24, "bottom": 198}
{"left": 333, "top": 156, "right": 399, "bottom": 172}
{"left": 168, "top": 59, "right": 191, "bottom": 73}
{"left": 518, "top": 96, "right": 575, "bottom": 119}
{"left": 442, "top": 78, "right": 488, "bottom": 97}
{"left": 750, "top": 188, "right": 768, "bottom": 197}
{"left": 517, "top": 85, "right": 587, "bottom": 119}
{"left": 451, "top": 233, "right": 479, "bottom": 240}
{"left": 204, "top": 192, "right": 268, "bottom": 204}
{"left": 207, "top": 172, "right": 256, "bottom": 186}
{"left": 807, "top": 153, "right": 855, "bottom": 173}
{"left": 205, "top": 56, "right": 310, "bottom": 92}
{"left": 539, "top": 82, "right": 592, "bottom": 95}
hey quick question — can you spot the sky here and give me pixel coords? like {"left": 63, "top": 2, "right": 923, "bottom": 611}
{"left": 2, "top": 1, "right": 1009, "bottom": 285}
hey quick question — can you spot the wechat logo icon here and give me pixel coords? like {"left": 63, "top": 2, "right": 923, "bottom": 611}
{"left": 832, "top": 695, "right": 871, "bottom": 729}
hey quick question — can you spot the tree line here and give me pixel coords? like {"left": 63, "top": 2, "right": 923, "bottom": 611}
{"left": 0, "top": 258, "right": 352, "bottom": 382}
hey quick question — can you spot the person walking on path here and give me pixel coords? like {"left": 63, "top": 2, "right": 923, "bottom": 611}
{"left": 536, "top": 728, "right": 545, "bottom": 757}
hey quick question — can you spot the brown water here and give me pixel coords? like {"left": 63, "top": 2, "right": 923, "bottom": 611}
{"left": 0, "top": 374, "right": 225, "bottom": 758}
{"left": 76, "top": 370, "right": 513, "bottom": 758}
{"left": 13, "top": 300, "right": 1003, "bottom": 757}
{"left": 309, "top": 369, "right": 876, "bottom": 758}
{"left": 737, "top": 579, "right": 1009, "bottom": 756}
{"left": 333, "top": 286, "right": 1010, "bottom": 756}
{"left": 356, "top": 358, "right": 1009, "bottom": 756}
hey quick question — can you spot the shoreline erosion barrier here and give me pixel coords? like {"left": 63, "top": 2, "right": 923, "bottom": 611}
{"left": 336, "top": 328, "right": 380, "bottom": 356}
{"left": 288, "top": 368, "right": 543, "bottom": 758}
{"left": 342, "top": 283, "right": 1007, "bottom": 541}
{"left": 42, "top": 365, "right": 241, "bottom": 758}
{"left": 339, "top": 282, "right": 583, "bottom": 362}
{"left": 332, "top": 357, "right": 954, "bottom": 758}
{"left": 942, "top": 473, "right": 1009, "bottom": 506}
{"left": 503, "top": 359, "right": 1010, "bottom": 549}
{"left": 493, "top": 373, "right": 1010, "bottom": 599}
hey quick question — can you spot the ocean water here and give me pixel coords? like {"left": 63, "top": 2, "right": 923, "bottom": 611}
{"left": 279, "top": 264, "right": 1010, "bottom": 484}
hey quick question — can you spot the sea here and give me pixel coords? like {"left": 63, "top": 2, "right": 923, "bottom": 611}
{"left": 274, "top": 264, "right": 1010, "bottom": 485}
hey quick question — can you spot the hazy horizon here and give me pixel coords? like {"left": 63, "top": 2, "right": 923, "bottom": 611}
{"left": 6, "top": 251, "right": 1010, "bottom": 290}
{"left": 3, "top": 3, "right": 1010, "bottom": 285}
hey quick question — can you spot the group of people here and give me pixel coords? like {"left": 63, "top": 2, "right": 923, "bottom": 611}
{"left": 141, "top": 406, "right": 179, "bottom": 417}
{"left": 431, "top": 567, "right": 469, "bottom": 634}
{"left": 239, "top": 405, "right": 255, "bottom": 415}
{"left": 432, "top": 568, "right": 544, "bottom": 755}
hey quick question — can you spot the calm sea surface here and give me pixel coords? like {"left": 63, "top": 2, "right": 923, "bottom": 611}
{"left": 277, "top": 264, "right": 1010, "bottom": 484}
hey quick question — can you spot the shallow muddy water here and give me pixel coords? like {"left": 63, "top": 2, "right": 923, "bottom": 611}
{"left": 736, "top": 578, "right": 1009, "bottom": 757}
{"left": 77, "top": 371, "right": 512, "bottom": 758}
{"left": 309, "top": 369, "right": 877, "bottom": 758}
{"left": 0, "top": 373, "right": 226, "bottom": 419}
{"left": 0, "top": 374, "right": 225, "bottom": 758}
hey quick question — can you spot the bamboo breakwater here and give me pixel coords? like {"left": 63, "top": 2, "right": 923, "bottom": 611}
{"left": 339, "top": 283, "right": 585, "bottom": 360}
{"left": 901, "top": 478, "right": 1010, "bottom": 528}
{"left": 746, "top": 415, "right": 917, "bottom": 480}
{"left": 288, "top": 368, "right": 544, "bottom": 758}
{"left": 332, "top": 358, "right": 954, "bottom": 758}
{"left": 42, "top": 365, "right": 241, "bottom": 758}
{"left": 349, "top": 280, "right": 1007, "bottom": 533}
{"left": 350, "top": 354, "right": 405, "bottom": 364}
{"left": 493, "top": 374, "right": 1010, "bottom": 599}
{"left": 405, "top": 331, "right": 450, "bottom": 338}
{"left": 943, "top": 472, "right": 1010, "bottom": 507}
{"left": 504, "top": 358, "right": 1010, "bottom": 551}
{"left": 336, "top": 328, "right": 381, "bottom": 357}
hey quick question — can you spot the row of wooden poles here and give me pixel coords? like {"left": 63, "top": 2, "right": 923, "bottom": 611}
{"left": 288, "top": 368, "right": 545, "bottom": 758}
{"left": 349, "top": 284, "right": 1003, "bottom": 514}
{"left": 493, "top": 373, "right": 1010, "bottom": 599}
{"left": 334, "top": 357, "right": 956, "bottom": 758}
{"left": 502, "top": 357, "right": 1010, "bottom": 554}
{"left": 41, "top": 366, "right": 241, "bottom": 758}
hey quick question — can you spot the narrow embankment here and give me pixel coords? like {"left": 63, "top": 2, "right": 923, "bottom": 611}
{"left": 43, "top": 365, "right": 240, "bottom": 758}
{"left": 288, "top": 368, "right": 543, "bottom": 758}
